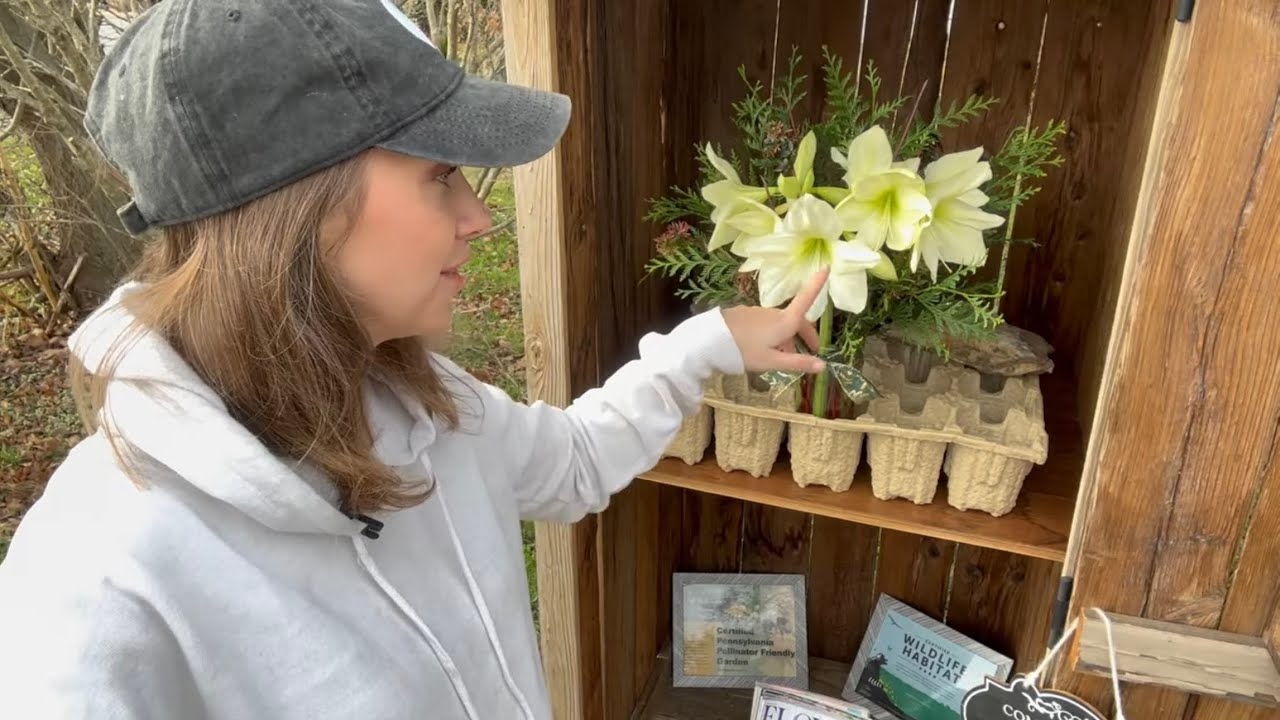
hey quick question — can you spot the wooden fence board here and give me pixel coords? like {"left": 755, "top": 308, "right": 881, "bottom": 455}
{"left": 739, "top": 504, "right": 812, "bottom": 574}
{"left": 946, "top": 548, "right": 1060, "bottom": 672}
{"left": 875, "top": 531, "right": 954, "bottom": 621}
{"left": 862, "top": 0, "right": 949, "bottom": 127}
{"left": 682, "top": 492, "right": 744, "bottom": 573}
{"left": 807, "top": 517, "right": 880, "bottom": 663}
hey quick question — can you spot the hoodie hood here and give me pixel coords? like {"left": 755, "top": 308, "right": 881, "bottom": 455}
{"left": 68, "top": 282, "right": 397, "bottom": 537}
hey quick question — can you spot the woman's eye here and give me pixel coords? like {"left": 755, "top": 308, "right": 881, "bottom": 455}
{"left": 435, "top": 166, "right": 459, "bottom": 186}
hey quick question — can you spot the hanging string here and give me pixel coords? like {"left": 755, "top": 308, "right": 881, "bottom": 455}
{"left": 1094, "top": 609, "right": 1127, "bottom": 720}
{"left": 1022, "top": 608, "right": 1127, "bottom": 720}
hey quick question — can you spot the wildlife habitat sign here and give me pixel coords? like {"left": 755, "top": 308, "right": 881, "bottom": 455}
{"left": 842, "top": 594, "right": 1013, "bottom": 720}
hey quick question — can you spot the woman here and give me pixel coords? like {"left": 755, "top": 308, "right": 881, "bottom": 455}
{"left": 0, "top": 1, "right": 828, "bottom": 718}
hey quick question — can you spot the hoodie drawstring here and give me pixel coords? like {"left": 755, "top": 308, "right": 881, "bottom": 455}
{"left": 436, "top": 487, "right": 537, "bottom": 720}
{"left": 352, "top": 537, "right": 481, "bottom": 720}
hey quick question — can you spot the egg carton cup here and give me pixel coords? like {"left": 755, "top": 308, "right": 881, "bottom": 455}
{"left": 709, "top": 374, "right": 798, "bottom": 477}
{"left": 664, "top": 374, "right": 722, "bottom": 465}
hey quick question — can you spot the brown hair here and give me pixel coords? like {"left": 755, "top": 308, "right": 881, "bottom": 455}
{"left": 71, "top": 154, "right": 458, "bottom": 515}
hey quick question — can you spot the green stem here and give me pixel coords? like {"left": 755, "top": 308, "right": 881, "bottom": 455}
{"left": 812, "top": 302, "right": 835, "bottom": 419}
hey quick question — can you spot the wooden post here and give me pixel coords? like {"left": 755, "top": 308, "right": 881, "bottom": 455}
{"left": 501, "top": 0, "right": 607, "bottom": 718}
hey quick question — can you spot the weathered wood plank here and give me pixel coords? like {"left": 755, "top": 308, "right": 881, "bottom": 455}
{"left": 595, "top": 0, "right": 670, "bottom": 376}
{"left": 946, "top": 547, "right": 1061, "bottom": 672}
{"left": 774, "top": 0, "right": 866, "bottom": 126}
{"left": 1009, "top": 0, "right": 1171, "bottom": 408}
{"left": 739, "top": 504, "right": 812, "bottom": 575}
{"left": 862, "top": 0, "right": 949, "bottom": 126}
{"left": 652, "top": 485, "right": 684, "bottom": 669}
{"left": 875, "top": 530, "right": 954, "bottom": 621}
{"left": 1062, "top": 0, "right": 1280, "bottom": 714}
{"left": 641, "top": 456, "right": 1074, "bottom": 561}
{"left": 681, "top": 492, "right": 744, "bottom": 573}
{"left": 1076, "top": 612, "right": 1280, "bottom": 709}
{"left": 501, "top": 0, "right": 607, "bottom": 716}
{"left": 936, "top": 0, "right": 1046, "bottom": 157}
{"left": 807, "top": 517, "right": 879, "bottom": 663}
{"left": 1049, "top": 0, "right": 1175, "bottom": 431}
{"left": 668, "top": 0, "right": 778, "bottom": 171}
{"left": 601, "top": 487, "right": 640, "bottom": 720}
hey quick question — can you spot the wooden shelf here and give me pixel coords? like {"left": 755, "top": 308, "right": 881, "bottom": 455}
{"left": 636, "top": 648, "right": 852, "bottom": 720}
{"left": 639, "top": 376, "right": 1084, "bottom": 563}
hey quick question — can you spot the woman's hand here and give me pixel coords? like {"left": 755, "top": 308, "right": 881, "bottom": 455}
{"left": 721, "top": 268, "right": 829, "bottom": 375}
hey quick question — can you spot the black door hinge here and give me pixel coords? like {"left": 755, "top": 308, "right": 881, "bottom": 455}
{"left": 1176, "top": 0, "right": 1195, "bottom": 22}
{"left": 1048, "top": 576, "right": 1074, "bottom": 647}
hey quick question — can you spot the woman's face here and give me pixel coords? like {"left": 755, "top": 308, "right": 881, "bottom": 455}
{"left": 335, "top": 148, "right": 493, "bottom": 344}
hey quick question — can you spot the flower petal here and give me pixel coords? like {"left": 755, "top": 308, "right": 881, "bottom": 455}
{"left": 734, "top": 230, "right": 802, "bottom": 259}
{"left": 831, "top": 146, "right": 848, "bottom": 168}
{"left": 757, "top": 262, "right": 806, "bottom": 308}
{"left": 893, "top": 157, "right": 921, "bottom": 174}
{"left": 705, "top": 143, "right": 741, "bottom": 183}
{"left": 725, "top": 200, "right": 781, "bottom": 235}
{"left": 923, "top": 147, "right": 991, "bottom": 202}
{"left": 782, "top": 194, "right": 843, "bottom": 242}
{"left": 844, "top": 126, "right": 894, "bottom": 187}
{"left": 931, "top": 220, "right": 987, "bottom": 266}
{"left": 867, "top": 251, "right": 898, "bottom": 281}
{"left": 803, "top": 278, "right": 831, "bottom": 322}
{"left": 828, "top": 267, "right": 869, "bottom": 314}
{"left": 794, "top": 130, "right": 817, "bottom": 181}
{"left": 707, "top": 217, "right": 741, "bottom": 251}
{"left": 937, "top": 197, "right": 1004, "bottom": 231}
{"left": 831, "top": 238, "right": 882, "bottom": 268}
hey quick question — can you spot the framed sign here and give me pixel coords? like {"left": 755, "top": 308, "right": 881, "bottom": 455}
{"left": 843, "top": 594, "right": 1012, "bottom": 720}
{"left": 672, "top": 573, "right": 808, "bottom": 689}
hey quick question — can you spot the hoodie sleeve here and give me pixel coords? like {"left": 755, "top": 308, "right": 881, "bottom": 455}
{"left": 454, "top": 307, "right": 744, "bottom": 523}
{"left": 0, "top": 573, "right": 202, "bottom": 719}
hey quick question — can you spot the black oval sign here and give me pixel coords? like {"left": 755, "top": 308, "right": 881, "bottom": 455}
{"left": 962, "top": 676, "right": 1105, "bottom": 720}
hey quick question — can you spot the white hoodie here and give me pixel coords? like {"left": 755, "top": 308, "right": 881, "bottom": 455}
{"left": 0, "top": 283, "right": 744, "bottom": 719}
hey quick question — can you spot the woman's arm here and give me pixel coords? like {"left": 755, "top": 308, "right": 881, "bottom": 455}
{"left": 450, "top": 270, "right": 828, "bottom": 523}
{"left": 461, "top": 307, "right": 743, "bottom": 523}
{"left": 0, "top": 572, "right": 203, "bottom": 719}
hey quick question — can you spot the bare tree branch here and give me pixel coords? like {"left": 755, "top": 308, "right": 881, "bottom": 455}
{"left": 0, "top": 97, "right": 22, "bottom": 142}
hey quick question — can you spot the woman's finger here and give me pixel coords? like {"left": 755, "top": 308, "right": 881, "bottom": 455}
{"left": 765, "top": 348, "right": 826, "bottom": 374}
{"left": 794, "top": 316, "right": 821, "bottom": 353}
{"left": 785, "top": 268, "right": 830, "bottom": 321}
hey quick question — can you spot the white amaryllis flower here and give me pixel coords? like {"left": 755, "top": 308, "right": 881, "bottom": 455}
{"left": 701, "top": 144, "right": 773, "bottom": 251}
{"left": 911, "top": 147, "right": 1005, "bottom": 279}
{"left": 831, "top": 126, "right": 932, "bottom": 252}
{"left": 734, "top": 195, "right": 881, "bottom": 321}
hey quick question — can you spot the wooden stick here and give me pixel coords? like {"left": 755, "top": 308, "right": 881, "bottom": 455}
{"left": 0, "top": 265, "right": 31, "bottom": 282}
{"left": 44, "top": 252, "right": 84, "bottom": 335}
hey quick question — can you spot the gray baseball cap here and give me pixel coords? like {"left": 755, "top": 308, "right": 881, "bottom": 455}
{"left": 86, "top": 0, "right": 571, "bottom": 235}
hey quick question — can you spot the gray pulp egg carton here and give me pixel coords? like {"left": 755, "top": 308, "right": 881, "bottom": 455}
{"left": 857, "top": 336, "right": 1049, "bottom": 516}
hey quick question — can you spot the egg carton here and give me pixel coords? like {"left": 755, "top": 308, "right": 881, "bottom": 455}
{"left": 857, "top": 336, "right": 1049, "bottom": 515}
{"left": 659, "top": 338, "right": 1049, "bottom": 516}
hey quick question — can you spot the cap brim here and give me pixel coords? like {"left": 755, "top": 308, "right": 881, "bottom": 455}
{"left": 378, "top": 75, "right": 571, "bottom": 168}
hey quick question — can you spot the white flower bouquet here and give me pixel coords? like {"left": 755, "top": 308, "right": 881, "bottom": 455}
{"left": 647, "top": 50, "right": 1064, "bottom": 509}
